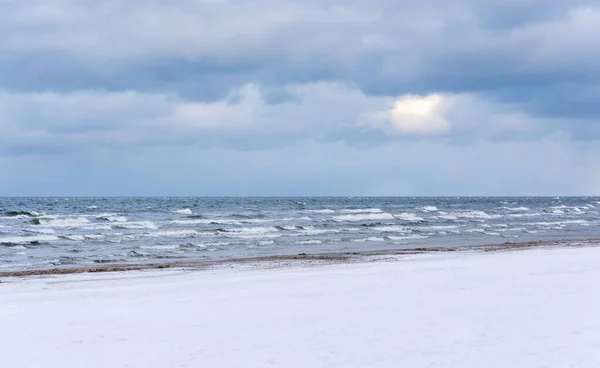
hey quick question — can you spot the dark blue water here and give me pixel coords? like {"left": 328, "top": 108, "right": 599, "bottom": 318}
{"left": 1, "top": 197, "right": 599, "bottom": 271}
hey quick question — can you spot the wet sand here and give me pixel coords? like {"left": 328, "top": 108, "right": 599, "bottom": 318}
{"left": 2, "top": 237, "right": 598, "bottom": 278}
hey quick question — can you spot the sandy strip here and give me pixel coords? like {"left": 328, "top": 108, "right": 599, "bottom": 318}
{"left": 1, "top": 237, "right": 599, "bottom": 278}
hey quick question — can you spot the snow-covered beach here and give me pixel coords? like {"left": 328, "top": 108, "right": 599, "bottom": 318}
{"left": 3, "top": 245, "right": 600, "bottom": 367}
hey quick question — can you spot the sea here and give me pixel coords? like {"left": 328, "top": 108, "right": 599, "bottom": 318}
{"left": 0, "top": 197, "right": 599, "bottom": 272}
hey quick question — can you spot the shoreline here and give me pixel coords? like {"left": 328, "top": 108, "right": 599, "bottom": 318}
{"left": 2, "top": 237, "right": 599, "bottom": 278}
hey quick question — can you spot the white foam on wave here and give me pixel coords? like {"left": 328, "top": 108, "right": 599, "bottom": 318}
{"left": 501, "top": 207, "right": 530, "bottom": 211}
{"left": 340, "top": 208, "right": 383, "bottom": 214}
{"left": 508, "top": 213, "right": 541, "bottom": 218}
{"left": 306, "top": 209, "right": 336, "bottom": 214}
{"left": 372, "top": 225, "right": 413, "bottom": 233}
{"left": 424, "top": 225, "right": 459, "bottom": 230}
{"left": 533, "top": 220, "right": 588, "bottom": 227}
{"left": 138, "top": 244, "right": 181, "bottom": 250}
{"left": 351, "top": 237, "right": 386, "bottom": 242}
{"left": 434, "top": 212, "right": 458, "bottom": 220}
{"left": 544, "top": 205, "right": 586, "bottom": 215}
{"left": 394, "top": 213, "right": 425, "bottom": 222}
{"left": 333, "top": 213, "right": 394, "bottom": 222}
{"left": 97, "top": 214, "right": 128, "bottom": 222}
{"left": 145, "top": 230, "right": 208, "bottom": 238}
{"left": 23, "top": 228, "right": 57, "bottom": 235}
{"left": 298, "top": 228, "right": 340, "bottom": 236}
{"left": 84, "top": 234, "right": 105, "bottom": 240}
{"left": 456, "top": 211, "right": 498, "bottom": 220}
{"left": 171, "top": 217, "right": 311, "bottom": 226}
{"left": 171, "top": 219, "right": 242, "bottom": 225}
{"left": 87, "top": 206, "right": 98, "bottom": 210}
{"left": 61, "top": 235, "right": 85, "bottom": 241}
{"left": 223, "top": 227, "right": 282, "bottom": 239}
{"left": 420, "top": 206, "right": 439, "bottom": 212}
{"left": 37, "top": 217, "right": 90, "bottom": 227}
{"left": 388, "top": 234, "right": 428, "bottom": 241}
{"left": 296, "top": 240, "right": 323, "bottom": 245}
{"left": 0, "top": 235, "right": 60, "bottom": 244}
{"left": 172, "top": 208, "right": 193, "bottom": 215}
{"left": 112, "top": 221, "right": 158, "bottom": 230}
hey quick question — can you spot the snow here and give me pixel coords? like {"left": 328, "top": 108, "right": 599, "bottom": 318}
{"left": 2, "top": 246, "right": 600, "bottom": 367}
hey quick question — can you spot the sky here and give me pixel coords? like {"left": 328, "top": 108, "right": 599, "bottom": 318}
{"left": 1, "top": 0, "right": 600, "bottom": 196}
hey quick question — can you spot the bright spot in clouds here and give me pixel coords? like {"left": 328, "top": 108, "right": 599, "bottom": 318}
{"left": 370, "top": 94, "right": 451, "bottom": 135}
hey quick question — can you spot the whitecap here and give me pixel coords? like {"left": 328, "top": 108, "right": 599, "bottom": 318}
{"left": 60, "top": 235, "right": 85, "bottom": 241}
{"left": 35, "top": 217, "right": 90, "bottom": 228}
{"left": 296, "top": 240, "right": 323, "bottom": 245}
{"left": 305, "top": 209, "right": 336, "bottom": 214}
{"left": 138, "top": 244, "right": 181, "bottom": 250}
{"left": 333, "top": 213, "right": 394, "bottom": 222}
{"left": 145, "top": 230, "right": 205, "bottom": 238}
{"left": 340, "top": 208, "right": 383, "bottom": 213}
{"left": 222, "top": 227, "right": 282, "bottom": 239}
{"left": 172, "top": 208, "right": 193, "bottom": 215}
{"left": 112, "top": 221, "right": 158, "bottom": 230}
{"left": 84, "top": 234, "right": 105, "bottom": 240}
{"left": 22, "top": 228, "right": 56, "bottom": 235}
{"left": 394, "top": 213, "right": 425, "bottom": 222}
{"left": 420, "top": 206, "right": 439, "bottom": 212}
{"left": 501, "top": 207, "right": 530, "bottom": 211}
{"left": 97, "top": 214, "right": 128, "bottom": 222}
{"left": 0, "top": 235, "right": 60, "bottom": 244}
{"left": 457, "top": 210, "right": 494, "bottom": 219}
{"left": 372, "top": 225, "right": 413, "bottom": 233}
{"left": 388, "top": 234, "right": 428, "bottom": 241}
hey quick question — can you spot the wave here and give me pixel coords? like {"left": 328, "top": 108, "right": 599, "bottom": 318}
{"left": 4, "top": 210, "right": 42, "bottom": 218}
{"left": 333, "top": 213, "right": 394, "bottom": 222}
{"left": 372, "top": 225, "right": 413, "bottom": 233}
{"left": 543, "top": 205, "right": 586, "bottom": 215}
{"left": 144, "top": 230, "right": 208, "bottom": 238}
{"left": 296, "top": 240, "right": 323, "bottom": 245}
{"left": 500, "top": 207, "right": 530, "bottom": 211}
{"left": 351, "top": 237, "right": 386, "bottom": 242}
{"left": 394, "top": 213, "right": 425, "bottom": 222}
{"left": 340, "top": 208, "right": 383, "bottom": 213}
{"left": 388, "top": 234, "right": 428, "bottom": 241}
{"left": 434, "top": 213, "right": 458, "bottom": 220}
{"left": 533, "top": 220, "right": 588, "bottom": 227}
{"left": 22, "top": 228, "right": 56, "bottom": 235}
{"left": 97, "top": 214, "right": 128, "bottom": 222}
{"left": 31, "top": 217, "right": 91, "bottom": 227}
{"left": 138, "top": 244, "right": 181, "bottom": 250}
{"left": 221, "top": 227, "right": 282, "bottom": 239}
{"left": 305, "top": 209, "right": 336, "bottom": 214}
{"left": 420, "top": 206, "right": 439, "bottom": 212}
{"left": 59, "top": 235, "right": 85, "bottom": 241}
{"left": 112, "top": 221, "right": 158, "bottom": 230}
{"left": 172, "top": 208, "right": 193, "bottom": 215}
{"left": 454, "top": 210, "right": 498, "bottom": 220}
{"left": 0, "top": 235, "right": 60, "bottom": 245}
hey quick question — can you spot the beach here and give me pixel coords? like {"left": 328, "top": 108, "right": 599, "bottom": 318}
{"left": 3, "top": 244, "right": 600, "bottom": 367}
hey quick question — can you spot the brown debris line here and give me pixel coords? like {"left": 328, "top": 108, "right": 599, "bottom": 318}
{"left": 1, "top": 238, "right": 599, "bottom": 278}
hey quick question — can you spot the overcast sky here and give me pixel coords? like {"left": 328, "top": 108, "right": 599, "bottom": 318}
{"left": 2, "top": 0, "right": 600, "bottom": 196}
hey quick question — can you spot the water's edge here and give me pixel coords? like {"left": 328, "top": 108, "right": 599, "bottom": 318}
{"left": 2, "top": 237, "right": 597, "bottom": 278}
